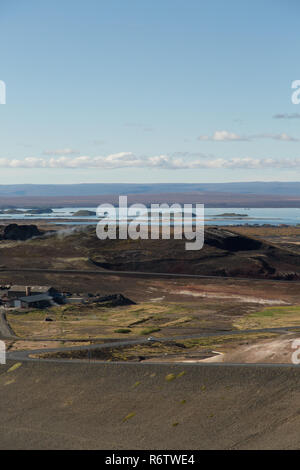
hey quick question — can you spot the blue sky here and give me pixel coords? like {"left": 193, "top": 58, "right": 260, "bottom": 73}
{"left": 0, "top": 0, "right": 300, "bottom": 184}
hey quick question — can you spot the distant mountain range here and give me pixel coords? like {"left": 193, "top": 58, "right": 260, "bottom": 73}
{"left": 1, "top": 182, "right": 300, "bottom": 197}
{"left": 1, "top": 182, "right": 300, "bottom": 207}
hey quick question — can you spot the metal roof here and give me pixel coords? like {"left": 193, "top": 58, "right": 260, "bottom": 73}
{"left": 18, "top": 294, "right": 52, "bottom": 303}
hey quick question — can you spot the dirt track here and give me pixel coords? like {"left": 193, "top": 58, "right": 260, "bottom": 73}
{"left": 1, "top": 360, "right": 300, "bottom": 449}
{"left": 2, "top": 267, "right": 300, "bottom": 284}
{"left": 0, "top": 312, "right": 15, "bottom": 338}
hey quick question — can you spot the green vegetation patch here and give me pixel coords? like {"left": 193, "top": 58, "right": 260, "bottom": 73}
{"left": 122, "top": 412, "right": 136, "bottom": 423}
{"left": 235, "top": 305, "right": 300, "bottom": 330}
{"left": 252, "top": 306, "right": 300, "bottom": 317}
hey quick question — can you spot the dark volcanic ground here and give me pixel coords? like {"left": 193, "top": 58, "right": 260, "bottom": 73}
{"left": 1, "top": 361, "right": 300, "bottom": 449}
{"left": 1, "top": 226, "right": 300, "bottom": 280}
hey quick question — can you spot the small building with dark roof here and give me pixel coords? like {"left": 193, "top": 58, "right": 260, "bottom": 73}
{"left": 18, "top": 294, "right": 53, "bottom": 309}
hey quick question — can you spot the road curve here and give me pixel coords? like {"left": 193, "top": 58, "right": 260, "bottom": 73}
{"left": 0, "top": 311, "right": 16, "bottom": 339}
{"left": 7, "top": 325, "right": 300, "bottom": 364}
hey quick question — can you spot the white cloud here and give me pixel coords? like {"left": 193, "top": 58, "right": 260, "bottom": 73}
{"left": 198, "top": 130, "right": 247, "bottom": 141}
{"left": 273, "top": 113, "right": 300, "bottom": 119}
{"left": 253, "top": 133, "right": 299, "bottom": 142}
{"left": 198, "top": 130, "right": 299, "bottom": 142}
{"left": 2, "top": 153, "right": 300, "bottom": 170}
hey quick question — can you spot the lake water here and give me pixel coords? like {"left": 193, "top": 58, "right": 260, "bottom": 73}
{"left": 1, "top": 207, "right": 300, "bottom": 226}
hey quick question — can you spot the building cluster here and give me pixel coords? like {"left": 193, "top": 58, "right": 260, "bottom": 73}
{"left": 0, "top": 285, "right": 63, "bottom": 309}
{"left": 0, "top": 285, "right": 134, "bottom": 310}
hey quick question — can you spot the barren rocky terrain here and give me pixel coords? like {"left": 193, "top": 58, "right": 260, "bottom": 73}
{"left": 1, "top": 225, "right": 300, "bottom": 280}
{"left": 1, "top": 360, "right": 300, "bottom": 449}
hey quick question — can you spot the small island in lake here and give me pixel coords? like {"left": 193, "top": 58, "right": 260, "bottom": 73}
{"left": 215, "top": 213, "right": 248, "bottom": 217}
{"left": 25, "top": 208, "right": 54, "bottom": 214}
{"left": 0, "top": 209, "right": 25, "bottom": 214}
{"left": 72, "top": 210, "right": 96, "bottom": 217}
